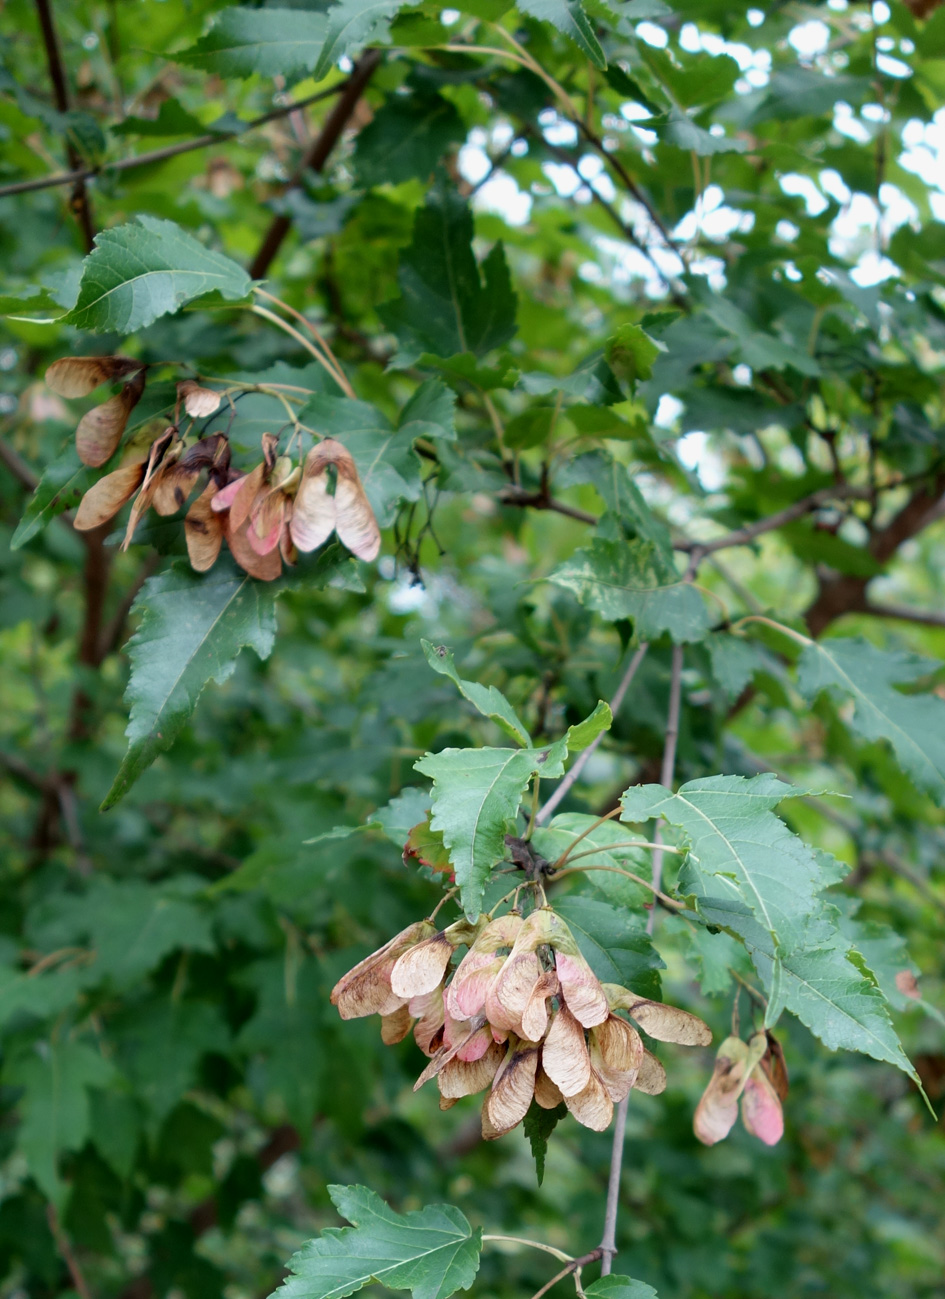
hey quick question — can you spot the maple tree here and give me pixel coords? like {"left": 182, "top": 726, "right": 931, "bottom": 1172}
{"left": 1, "top": 1, "right": 944, "bottom": 1297}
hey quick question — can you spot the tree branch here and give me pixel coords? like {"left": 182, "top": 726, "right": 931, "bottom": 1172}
{"left": 499, "top": 484, "right": 598, "bottom": 527}
{"left": 537, "top": 643, "right": 649, "bottom": 824}
{"left": 35, "top": 0, "right": 95, "bottom": 251}
{"left": 861, "top": 601, "right": 945, "bottom": 630}
{"left": 676, "top": 483, "right": 875, "bottom": 557}
{"left": 248, "top": 50, "right": 382, "bottom": 279}
{"left": 0, "top": 84, "right": 346, "bottom": 200}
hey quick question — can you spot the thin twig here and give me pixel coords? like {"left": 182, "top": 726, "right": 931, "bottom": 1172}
{"left": 254, "top": 287, "right": 353, "bottom": 396}
{"left": 46, "top": 1202, "right": 92, "bottom": 1299}
{"left": 0, "top": 84, "right": 346, "bottom": 200}
{"left": 861, "top": 601, "right": 945, "bottom": 630}
{"left": 551, "top": 861, "right": 684, "bottom": 909}
{"left": 249, "top": 50, "right": 382, "bottom": 279}
{"left": 600, "top": 644, "right": 684, "bottom": 1277}
{"left": 0, "top": 437, "right": 39, "bottom": 491}
{"left": 35, "top": 0, "right": 95, "bottom": 249}
{"left": 647, "top": 644, "right": 684, "bottom": 935}
{"left": 538, "top": 644, "right": 648, "bottom": 824}
{"left": 528, "top": 1252, "right": 603, "bottom": 1299}
{"left": 499, "top": 484, "right": 598, "bottom": 527}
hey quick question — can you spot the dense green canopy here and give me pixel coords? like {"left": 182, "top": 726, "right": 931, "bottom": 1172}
{"left": 1, "top": 1, "right": 944, "bottom": 1297}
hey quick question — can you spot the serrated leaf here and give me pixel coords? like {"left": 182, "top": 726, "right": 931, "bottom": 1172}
{"left": 523, "top": 1100, "right": 567, "bottom": 1185}
{"left": 380, "top": 178, "right": 517, "bottom": 362}
{"left": 621, "top": 775, "right": 823, "bottom": 956}
{"left": 175, "top": 8, "right": 327, "bottom": 81}
{"left": 114, "top": 998, "right": 230, "bottom": 1127}
{"left": 695, "top": 896, "right": 920, "bottom": 1086}
{"left": 552, "top": 896, "right": 663, "bottom": 998}
{"left": 797, "top": 638, "right": 945, "bottom": 798}
{"left": 0, "top": 287, "right": 63, "bottom": 320}
{"left": 415, "top": 741, "right": 568, "bottom": 920}
{"left": 657, "top": 109, "right": 748, "bottom": 155}
{"left": 313, "top": 0, "right": 408, "bottom": 81}
{"left": 0, "top": 964, "right": 87, "bottom": 1029}
{"left": 6, "top": 1040, "right": 114, "bottom": 1209}
{"left": 82, "top": 878, "right": 215, "bottom": 986}
{"left": 355, "top": 90, "right": 465, "bottom": 186}
{"left": 585, "top": 1277, "right": 659, "bottom": 1299}
{"left": 271, "top": 1184, "right": 482, "bottom": 1299}
{"left": 403, "top": 819, "right": 453, "bottom": 875}
{"left": 422, "top": 639, "right": 530, "bottom": 744}
{"left": 11, "top": 442, "right": 94, "bottom": 549}
{"left": 63, "top": 216, "right": 251, "bottom": 334}
{"left": 399, "top": 380, "right": 457, "bottom": 441}
{"left": 517, "top": 0, "right": 605, "bottom": 68}
{"left": 374, "top": 787, "right": 433, "bottom": 844}
{"left": 102, "top": 561, "right": 278, "bottom": 809}
{"left": 547, "top": 537, "right": 710, "bottom": 643}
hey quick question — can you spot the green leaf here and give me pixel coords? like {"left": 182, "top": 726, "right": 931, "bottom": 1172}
{"left": 355, "top": 90, "right": 465, "bottom": 186}
{"left": 797, "top": 638, "right": 945, "bottom": 798}
{"left": 380, "top": 179, "right": 517, "bottom": 362}
{"left": 114, "top": 998, "right": 230, "bottom": 1127}
{"left": 6, "top": 1040, "right": 114, "bottom": 1209}
{"left": 621, "top": 775, "right": 824, "bottom": 955}
{"left": 398, "top": 380, "right": 457, "bottom": 441}
{"left": 238, "top": 957, "right": 324, "bottom": 1130}
{"left": 313, "top": 0, "right": 409, "bottom": 81}
{"left": 0, "top": 287, "right": 63, "bottom": 320}
{"left": 516, "top": 0, "right": 606, "bottom": 68}
{"left": 63, "top": 216, "right": 252, "bottom": 334}
{"left": 415, "top": 742, "right": 568, "bottom": 920}
{"left": 297, "top": 395, "right": 422, "bottom": 526}
{"left": 102, "top": 561, "right": 278, "bottom": 809}
{"left": 695, "top": 896, "right": 920, "bottom": 1085}
{"left": 11, "top": 442, "right": 94, "bottom": 549}
{"left": 547, "top": 538, "right": 710, "bottom": 643}
{"left": 585, "top": 1277, "right": 659, "bottom": 1299}
{"left": 564, "top": 700, "right": 612, "bottom": 750}
{"left": 421, "top": 639, "right": 531, "bottom": 744}
{"left": 111, "top": 98, "right": 209, "bottom": 137}
{"left": 175, "top": 7, "right": 327, "bottom": 80}
{"left": 0, "top": 964, "right": 87, "bottom": 1029}
{"left": 657, "top": 109, "right": 748, "bottom": 155}
{"left": 82, "top": 878, "right": 215, "bottom": 987}
{"left": 605, "top": 323, "right": 663, "bottom": 385}
{"left": 523, "top": 1100, "right": 567, "bottom": 1186}
{"left": 552, "top": 895, "right": 663, "bottom": 998}
{"left": 706, "top": 632, "right": 769, "bottom": 700}
{"left": 271, "top": 1184, "right": 482, "bottom": 1299}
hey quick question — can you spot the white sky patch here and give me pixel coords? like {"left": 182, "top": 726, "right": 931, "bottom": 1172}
{"left": 655, "top": 394, "right": 683, "bottom": 428}
{"left": 458, "top": 142, "right": 491, "bottom": 186}
{"left": 636, "top": 21, "right": 668, "bottom": 47}
{"left": 473, "top": 174, "right": 532, "bottom": 226}
{"left": 873, "top": 0, "right": 891, "bottom": 21}
{"left": 776, "top": 218, "right": 800, "bottom": 241}
{"left": 677, "top": 431, "right": 727, "bottom": 490}
{"left": 849, "top": 251, "right": 899, "bottom": 287}
{"left": 833, "top": 101, "right": 871, "bottom": 144}
{"left": 780, "top": 173, "right": 829, "bottom": 215}
{"left": 440, "top": 8, "right": 460, "bottom": 23}
{"left": 788, "top": 20, "right": 831, "bottom": 59}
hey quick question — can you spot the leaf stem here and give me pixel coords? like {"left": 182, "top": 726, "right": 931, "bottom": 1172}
{"left": 251, "top": 304, "right": 352, "bottom": 396}
{"left": 729, "top": 615, "right": 813, "bottom": 648}
{"left": 551, "top": 806, "right": 623, "bottom": 870}
{"left": 482, "top": 1235, "right": 574, "bottom": 1264}
{"left": 550, "top": 862, "right": 684, "bottom": 910}
{"left": 254, "top": 287, "right": 354, "bottom": 397}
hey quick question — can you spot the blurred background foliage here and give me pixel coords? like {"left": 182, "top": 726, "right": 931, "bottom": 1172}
{"left": 0, "top": 0, "right": 944, "bottom": 1296}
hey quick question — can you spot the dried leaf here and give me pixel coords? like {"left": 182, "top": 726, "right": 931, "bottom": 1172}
{"left": 533, "top": 1066, "right": 565, "bottom": 1110}
{"left": 381, "top": 1003, "right": 414, "bottom": 1045}
{"left": 46, "top": 355, "right": 143, "bottom": 398}
{"left": 331, "top": 920, "right": 434, "bottom": 1020}
{"left": 226, "top": 516, "right": 282, "bottom": 581}
{"left": 391, "top": 932, "right": 454, "bottom": 999}
{"left": 635, "top": 1049, "right": 667, "bottom": 1096}
{"left": 555, "top": 951, "right": 609, "bottom": 1028}
{"left": 438, "top": 1040, "right": 504, "bottom": 1098}
{"left": 542, "top": 1006, "right": 591, "bottom": 1097}
{"left": 520, "top": 969, "right": 559, "bottom": 1042}
{"left": 485, "top": 1040, "right": 539, "bottom": 1136}
{"left": 693, "top": 1036, "right": 750, "bottom": 1146}
{"left": 617, "top": 994, "right": 712, "bottom": 1047}
{"left": 741, "top": 1068, "right": 784, "bottom": 1145}
{"left": 487, "top": 951, "right": 542, "bottom": 1034}
{"left": 178, "top": 378, "right": 222, "bottom": 418}
{"left": 75, "top": 368, "right": 147, "bottom": 467}
{"left": 185, "top": 482, "right": 225, "bottom": 572}
{"left": 564, "top": 1067, "right": 613, "bottom": 1131}
{"left": 73, "top": 461, "right": 146, "bottom": 531}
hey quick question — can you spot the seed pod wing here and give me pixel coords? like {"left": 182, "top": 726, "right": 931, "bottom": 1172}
{"left": 185, "top": 482, "right": 225, "bottom": 572}
{"left": 76, "top": 368, "right": 147, "bottom": 467}
{"left": 46, "top": 355, "right": 142, "bottom": 398}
